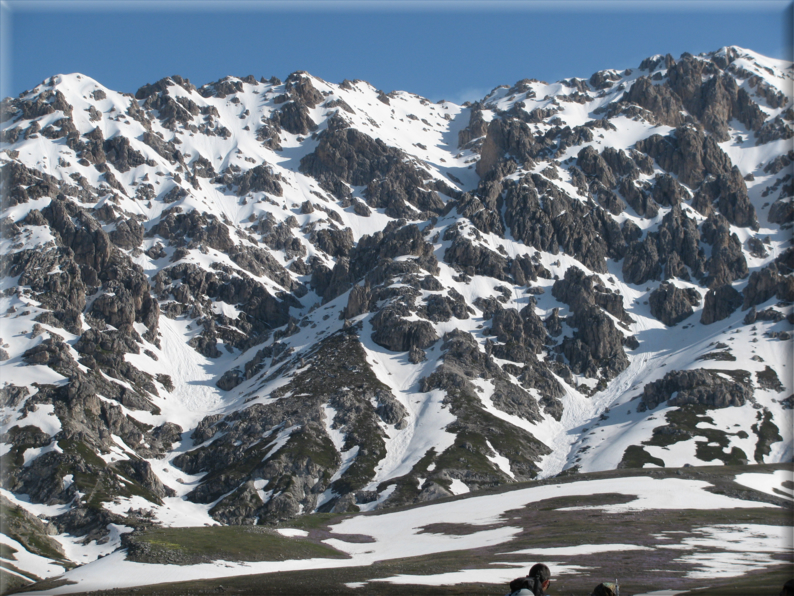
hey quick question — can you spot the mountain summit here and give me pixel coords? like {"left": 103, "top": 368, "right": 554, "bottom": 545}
{"left": 0, "top": 45, "right": 792, "bottom": 569}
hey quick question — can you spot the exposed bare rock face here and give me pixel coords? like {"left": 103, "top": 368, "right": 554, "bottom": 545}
{"left": 502, "top": 172, "right": 627, "bottom": 273}
{"left": 371, "top": 307, "right": 439, "bottom": 352}
{"left": 622, "top": 205, "right": 705, "bottom": 285}
{"left": 649, "top": 282, "right": 701, "bottom": 326}
{"left": 637, "top": 126, "right": 757, "bottom": 228}
{"left": 299, "top": 121, "right": 445, "bottom": 218}
{"left": 457, "top": 102, "right": 489, "bottom": 149}
{"left": 173, "top": 328, "right": 408, "bottom": 521}
{"left": 743, "top": 258, "right": 794, "bottom": 309}
{"left": 551, "top": 267, "right": 633, "bottom": 380}
{"left": 700, "top": 284, "right": 743, "bottom": 324}
{"left": 638, "top": 368, "right": 754, "bottom": 412}
{"left": 0, "top": 46, "right": 792, "bottom": 566}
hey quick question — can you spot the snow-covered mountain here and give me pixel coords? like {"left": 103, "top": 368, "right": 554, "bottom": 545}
{"left": 0, "top": 45, "right": 792, "bottom": 580}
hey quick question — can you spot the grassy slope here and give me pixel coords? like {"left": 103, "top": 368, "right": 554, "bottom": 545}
{"left": 124, "top": 526, "right": 348, "bottom": 565}
{"left": 11, "top": 463, "right": 794, "bottom": 596}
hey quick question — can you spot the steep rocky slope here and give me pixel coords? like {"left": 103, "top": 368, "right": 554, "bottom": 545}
{"left": 0, "top": 46, "right": 792, "bottom": 574}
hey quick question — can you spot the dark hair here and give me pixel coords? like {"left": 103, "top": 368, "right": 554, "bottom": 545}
{"left": 528, "top": 563, "right": 551, "bottom": 583}
{"left": 592, "top": 582, "right": 617, "bottom": 596}
{"left": 781, "top": 579, "right": 794, "bottom": 596}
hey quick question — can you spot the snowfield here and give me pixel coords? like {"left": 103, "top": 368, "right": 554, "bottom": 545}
{"left": 20, "top": 471, "right": 793, "bottom": 595}
{"left": 1, "top": 44, "right": 792, "bottom": 594}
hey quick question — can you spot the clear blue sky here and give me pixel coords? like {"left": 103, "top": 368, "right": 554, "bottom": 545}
{"left": 2, "top": 1, "right": 792, "bottom": 104}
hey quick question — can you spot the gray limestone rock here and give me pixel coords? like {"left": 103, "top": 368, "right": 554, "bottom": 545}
{"left": 172, "top": 329, "right": 401, "bottom": 523}
{"left": 623, "top": 206, "right": 705, "bottom": 285}
{"left": 692, "top": 167, "right": 756, "bottom": 228}
{"left": 651, "top": 173, "right": 687, "bottom": 207}
{"left": 639, "top": 368, "right": 753, "bottom": 411}
{"left": 743, "top": 262, "right": 794, "bottom": 309}
{"left": 458, "top": 102, "right": 489, "bottom": 148}
{"left": 344, "top": 284, "right": 372, "bottom": 319}
{"left": 300, "top": 123, "right": 444, "bottom": 217}
{"left": 700, "top": 284, "right": 743, "bottom": 325}
{"left": 310, "top": 227, "right": 354, "bottom": 258}
{"left": 503, "top": 174, "right": 624, "bottom": 273}
{"left": 444, "top": 231, "right": 510, "bottom": 281}
{"left": 636, "top": 125, "right": 732, "bottom": 189}
{"left": 576, "top": 145, "right": 617, "bottom": 188}
{"left": 623, "top": 76, "right": 686, "bottom": 127}
{"left": 271, "top": 102, "right": 317, "bottom": 136}
{"left": 108, "top": 218, "right": 144, "bottom": 250}
{"left": 700, "top": 214, "right": 749, "bottom": 288}
{"left": 552, "top": 268, "right": 632, "bottom": 380}
{"left": 649, "top": 282, "right": 700, "bottom": 326}
{"left": 756, "top": 116, "right": 793, "bottom": 146}
{"left": 560, "top": 305, "right": 630, "bottom": 380}
{"left": 552, "top": 267, "right": 632, "bottom": 324}
{"left": 620, "top": 177, "right": 658, "bottom": 218}
{"left": 284, "top": 73, "right": 324, "bottom": 108}
{"left": 103, "top": 136, "right": 147, "bottom": 173}
{"left": 1, "top": 161, "right": 61, "bottom": 207}
{"left": 408, "top": 346, "right": 427, "bottom": 364}
{"left": 0, "top": 385, "right": 30, "bottom": 408}
{"left": 371, "top": 307, "right": 438, "bottom": 352}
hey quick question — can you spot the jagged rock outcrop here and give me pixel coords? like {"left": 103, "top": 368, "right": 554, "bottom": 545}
{"left": 652, "top": 173, "right": 687, "bottom": 207}
{"left": 410, "top": 330, "right": 551, "bottom": 496}
{"left": 503, "top": 173, "right": 626, "bottom": 273}
{"left": 0, "top": 46, "right": 791, "bottom": 562}
{"left": 700, "top": 214, "right": 748, "bottom": 288}
{"left": 1, "top": 160, "right": 62, "bottom": 207}
{"left": 622, "top": 76, "right": 686, "bottom": 127}
{"left": 2, "top": 247, "right": 86, "bottom": 334}
{"left": 272, "top": 101, "right": 317, "bottom": 136}
{"left": 349, "top": 220, "right": 439, "bottom": 279}
{"left": 370, "top": 307, "right": 438, "bottom": 352}
{"left": 619, "top": 53, "right": 768, "bottom": 142}
{"left": 623, "top": 205, "right": 705, "bottom": 285}
{"left": 639, "top": 369, "right": 753, "bottom": 411}
{"left": 300, "top": 123, "right": 444, "bottom": 218}
{"left": 700, "top": 284, "right": 743, "bottom": 324}
{"left": 234, "top": 164, "right": 284, "bottom": 197}
{"left": 476, "top": 118, "right": 537, "bottom": 177}
{"left": 109, "top": 218, "right": 144, "bottom": 250}
{"left": 559, "top": 304, "right": 630, "bottom": 379}
{"left": 444, "top": 228, "right": 510, "bottom": 281}
{"left": 635, "top": 125, "right": 758, "bottom": 228}
{"left": 173, "top": 329, "right": 405, "bottom": 523}
{"left": 153, "top": 262, "right": 297, "bottom": 353}
{"left": 649, "top": 282, "right": 701, "bottom": 326}
{"left": 743, "top": 262, "right": 794, "bottom": 309}
{"left": 692, "top": 167, "right": 756, "bottom": 228}
{"left": 552, "top": 268, "right": 631, "bottom": 379}
{"left": 457, "top": 102, "right": 488, "bottom": 148}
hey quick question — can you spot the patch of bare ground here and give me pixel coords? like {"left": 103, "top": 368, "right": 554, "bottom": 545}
{"left": 15, "top": 464, "right": 793, "bottom": 596}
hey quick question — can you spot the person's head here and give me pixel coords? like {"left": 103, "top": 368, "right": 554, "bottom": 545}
{"left": 528, "top": 563, "right": 551, "bottom": 591}
{"left": 591, "top": 582, "right": 617, "bottom": 596}
{"left": 780, "top": 579, "right": 794, "bottom": 596}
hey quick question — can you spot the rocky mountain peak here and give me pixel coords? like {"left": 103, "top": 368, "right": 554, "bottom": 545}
{"left": 0, "top": 46, "right": 791, "bottom": 567}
